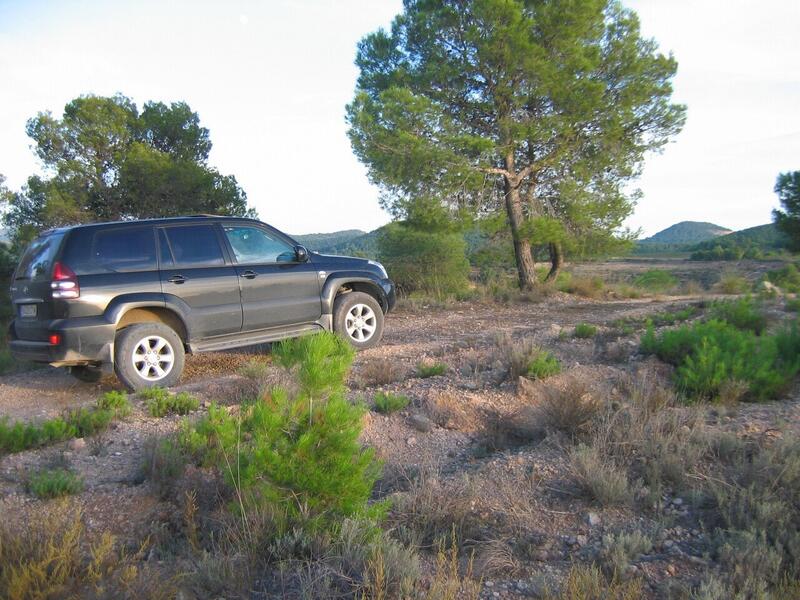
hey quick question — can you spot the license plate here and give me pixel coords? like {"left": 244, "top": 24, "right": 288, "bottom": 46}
{"left": 20, "top": 304, "right": 37, "bottom": 318}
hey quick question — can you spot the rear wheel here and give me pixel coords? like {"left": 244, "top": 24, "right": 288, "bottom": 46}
{"left": 70, "top": 365, "right": 103, "bottom": 384}
{"left": 114, "top": 322, "right": 185, "bottom": 391}
{"left": 333, "top": 291, "right": 384, "bottom": 350}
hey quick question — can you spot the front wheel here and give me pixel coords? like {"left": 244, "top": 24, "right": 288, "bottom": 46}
{"left": 333, "top": 291, "right": 384, "bottom": 350}
{"left": 114, "top": 322, "right": 185, "bottom": 391}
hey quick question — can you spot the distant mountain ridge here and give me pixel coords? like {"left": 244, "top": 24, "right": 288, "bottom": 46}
{"left": 293, "top": 228, "right": 380, "bottom": 257}
{"left": 640, "top": 221, "right": 732, "bottom": 245}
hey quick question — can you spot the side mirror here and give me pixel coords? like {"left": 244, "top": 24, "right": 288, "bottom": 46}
{"left": 294, "top": 245, "right": 309, "bottom": 262}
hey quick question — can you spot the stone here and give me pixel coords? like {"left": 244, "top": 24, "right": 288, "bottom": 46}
{"left": 406, "top": 436, "right": 417, "bottom": 446}
{"left": 586, "top": 512, "right": 601, "bottom": 527}
{"left": 662, "top": 539, "right": 674, "bottom": 549}
{"left": 68, "top": 438, "right": 86, "bottom": 451}
{"left": 407, "top": 414, "right": 434, "bottom": 433}
{"left": 576, "top": 535, "right": 589, "bottom": 546}
{"left": 672, "top": 497, "right": 684, "bottom": 507}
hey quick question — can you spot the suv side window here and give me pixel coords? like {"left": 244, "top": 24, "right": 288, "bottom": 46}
{"left": 223, "top": 226, "right": 296, "bottom": 264}
{"left": 62, "top": 227, "right": 157, "bottom": 274}
{"left": 162, "top": 225, "right": 225, "bottom": 266}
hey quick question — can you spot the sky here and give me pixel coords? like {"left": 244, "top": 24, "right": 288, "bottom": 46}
{"left": 0, "top": 0, "right": 798, "bottom": 237}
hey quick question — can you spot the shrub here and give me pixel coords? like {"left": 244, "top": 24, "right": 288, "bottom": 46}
{"left": 558, "top": 274, "right": 605, "bottom": 298}
{"left": 574, "top": 322, "right": 598, "bottom": 338}
{"left": 526, "top": 350, "right": 562, "bottom": 379}
{"left": 570, "top": 444, "right": 630, "bottom": 506}
{"left": 766, "top": 263, "right": 800, "bottom": 293}
{"left": 785, "top": 297, "right": 800, "bottom": 312}
{"left": 374, "top": 392, "right": 410, "bottom": 414}
{"left": 641, "top": 319, "right": 800, "bottom": 402}
{"left": 544, "top": 564, "right": 643, "bottom": 600}
{"left": 714, "top": 270, "right": 751, "bottom": 294}
{"left": 416, "top": 362, "right": 446, "bottom": 378}
{"left": 633, "top": 269, "right": 678, "bottom": 293}
{"left": 140, "top": 388, "right": 199, "bottom": 417}
{"left": 378, "top": 223, "right": 470, "bottom": 299}
{"left": 140, "top": 436, "right": 189, "bottom": 500}
{"left": 359, "top": 358, "right": 405, "bottom": 387}
{"left": 536, "top": 380, "right": 601, "bottom": 439}
{"left": 710, "top": 297, "right": 767, "bottom": 334}
{"left": 180, "top": 332, "right": 379, "bottom": 534}
{"left": 28, "top": 468, "right": 83, "bottom": 499}
{"left": 96, "top": 391, "right": 132, "bottom": 418}
{"left": 599, "top": 530, "right": 653, "bottom": 576}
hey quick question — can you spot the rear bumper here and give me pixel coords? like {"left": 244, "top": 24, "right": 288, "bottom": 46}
{"left": 9, "top": 317, "right": 115, "bottom": 366}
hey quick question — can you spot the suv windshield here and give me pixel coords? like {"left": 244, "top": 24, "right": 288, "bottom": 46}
{"left": 14, "top": 232, "right": 65, "bottom": 281}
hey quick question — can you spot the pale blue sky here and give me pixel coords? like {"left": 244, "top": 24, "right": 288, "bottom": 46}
{"left": 1, "top": 0, "right": 798, "bottom": 236}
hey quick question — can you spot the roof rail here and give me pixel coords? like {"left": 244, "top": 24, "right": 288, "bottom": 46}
{"left": 189, "top": 214, "right": 221, "bottom": 218}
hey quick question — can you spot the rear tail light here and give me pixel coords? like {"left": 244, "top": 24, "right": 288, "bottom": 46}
{"left": 49, "top": 333, "right": 61, "bottom": 345}
{"left": 51, "top": 262, "right": 80, "bottom": 299}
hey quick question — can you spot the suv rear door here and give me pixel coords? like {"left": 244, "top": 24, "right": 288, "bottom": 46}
{"left": 10, "top": 231, "right": 67, "bottom": 341}
{"left": 158, "top": 224, "right": 243, "bottom": 338}
{"left": 221, "top": 224, "right": 322, "bottom": 331}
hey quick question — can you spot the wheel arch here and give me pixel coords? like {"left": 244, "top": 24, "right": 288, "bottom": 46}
{"left": 114, "top": 306, "right": 188, "bottom": 343}
{"left": 322, "top": 276, "right": 388, "bottom": 314}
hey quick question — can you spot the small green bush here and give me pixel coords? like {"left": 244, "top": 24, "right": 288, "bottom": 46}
{"left": 416, "top": 362, "right": 446, "bottom": 378}
{"left": 785, "top": 298, "right": 800, "bottom": 312}
{"left": 641, "top": 319, "right": 800, "bottom": 402}
{"left": 526, "top": 350, "right": 562, "bottom": 379}
{"left": 140, "top": 388, "right": 199, "bottom": 417}
{"left": 652, "top": 306, "right": 699, "bottom": 326}
{"left": 633, "top": 269, "right": 678, "bottom": 293}
{"left": 96, "top": 391, "right": 132, "bottom": 419}
{"left": 28, "top": 468, "right": 83, "bottom": 499}
{"left": 710, "top": 297, "right": 767, "bottom": 334}
{"left": 574, "top": 323, "right": 598, "bottom": 338}
{"left": 179, "top": 331, "right": 380, "bottom": 535}
{"left": 374, "top": 392, "right": 410, "bottom": 414}
{"left": 140, "top": 436, "right": 188, "bottom": 500}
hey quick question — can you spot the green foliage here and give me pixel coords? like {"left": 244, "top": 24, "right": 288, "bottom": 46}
{"left": 599, "top": 530, "right": 653, "bottom": 576}
{"left": 348, "top": 0, "right": 685, "bottom": 288}
{"left": 373, "top": 392, "right": 410, "bottom": 414}
{"left": 710, "top": 297, "right": 768, "bottom": 334}
{"left": 772, "top": 171, "right": 800, "bottom": 251}
{"left": 526, "top": 350, "right": 562, "bottom": 380}
{"left": 633, "top": 269, "right": 678, "bottom": 293}
{"left": 765, "top": 263, "right": 800, "bottom": 293}
{"left": 785, "top": 298, "right": 800, "bottom": 312}
{"left": 641, "top": 319, "right": 800, "bottom": 402}
{"left": 273, "top": 333, "right": 354, "bottom": 396}
{"left": 139, "top": 388, "right": 199, "bottom": 417}
{"left": 377, "top": 222, "right": 470, "bottom": 299}
{"left": 140, "top": 436, "right": 188, "bottom": 500}
{"left": 416, "top": 362, "right": 446, "bottom": 378}
{"left": 574, "top": 323, "right": 598, "bottom": 339}
{"left": 28, "top": 468, "right": 83, "bottom": 499}
{"left": 96, "top": 391, "right": 132, "bottom": 419}
{"left": 4, "top": 94, "right": 252, "bottom": 241}
{"left": 180, "top": 331, "right": 380, "bottom": 534}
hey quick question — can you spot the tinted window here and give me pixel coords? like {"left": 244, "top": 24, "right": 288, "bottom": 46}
{"left": 62, "top": 227, "right": 157, "bottom": 274}
{"left": 223, "top": 226, "right": 295, "bottom": 263}
{"left": 163, "top": 225, "right": 225, "bottom": 266}
{"left": 15, "top": 232, "right": 65, "bottom": 281}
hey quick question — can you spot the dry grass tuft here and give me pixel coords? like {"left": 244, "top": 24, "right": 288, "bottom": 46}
{"left": 543, "top": 564, "right": 643, "bottom": 600}
{"left": 535, "top": 380, "right": 602, "bottom": 440}
{"left": 570, "top": 444, "right": 631, "bottom": 507}
{"left": 426, "top": 390, "right": 479, "bottom": 431}
{"left": 358, "top": 358, "right": 407, "bottom": 388}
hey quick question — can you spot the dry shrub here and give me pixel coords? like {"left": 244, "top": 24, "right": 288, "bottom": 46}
{"left": 426, "top": 390, "right": 478, "bottom": 431}
{"left": 494, "top": 332, "right": 554, "bottom": 380}
{"left": 390, "top": 473, "right": 483, "bottom": 549}
{"left": 427, "top": 537, "right": 482, "bottom": 600}
{"left": 473, "top": 537, "right": 521, "bottom": 578}
{"left": 358, "top": 358, "right": 406, "bottom": 388}
{"left": 570, "top": 444, "right": 631, "bottom": 507}
{"left": 534, "top": 380, "right": 602, "bottom": 440}
{"left": 0, "top": 503, "right": 173, "bottom": 600}
{"left": 561, "top": 275, "right": 606, "bottom": 299}
{"left": 544, "top": 564, "right": 643, "bottom": 600}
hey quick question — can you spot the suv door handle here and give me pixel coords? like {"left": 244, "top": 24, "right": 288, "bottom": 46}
{"left": 168, "top": 275, "right": 186, "bottom": 284}
{"left": 240, "top": 270, "right": 257, "bottom": 280}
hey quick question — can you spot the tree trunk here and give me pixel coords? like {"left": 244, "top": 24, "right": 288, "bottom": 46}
{"left": 545, "top": 241, "right": 563, "bottom": 282}
{"left": 503, "top": 172, "right": 538, "bottom": 290}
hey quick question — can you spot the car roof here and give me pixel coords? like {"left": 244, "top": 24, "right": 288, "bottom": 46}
{"left": 42, "top": 215, "right": 262, "bottom": 235}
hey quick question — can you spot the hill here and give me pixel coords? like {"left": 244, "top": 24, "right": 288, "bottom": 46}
{"left": 292, "top": 229, "right": 366, "bottom": 252}
{"left": 640, "top": 221, "right": 731, "bottom": 245}
{"left": 690, "top": 223, "right": 790, "bottom": 260}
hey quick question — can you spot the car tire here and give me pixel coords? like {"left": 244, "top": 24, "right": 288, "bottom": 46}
{"left": 114, "top": 323, "right": 185, "bottom": 391}
{"left": 70, "top": 365, "right": 103, "bottom": 384}
{"left": 333, "top": 291, "right": 384, "bottom": 350}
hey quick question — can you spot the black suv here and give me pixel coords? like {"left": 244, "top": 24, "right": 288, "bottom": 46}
{"left": 8, "top": 216, "right": 395, "bottom": 390}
